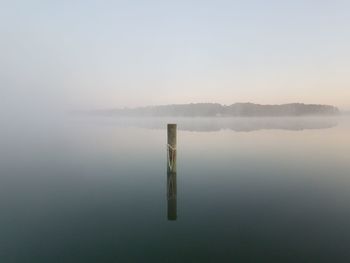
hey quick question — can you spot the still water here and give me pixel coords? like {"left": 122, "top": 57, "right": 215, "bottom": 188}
{"left": 1, "top": 117, "right": 350, "bottom": 262}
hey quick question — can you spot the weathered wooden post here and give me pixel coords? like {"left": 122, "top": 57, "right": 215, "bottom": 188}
{"left": 167, "top": 124, "right": 177, "bottom": 220}
{"left": 167, "top": 124, "right": 177, "bottom": 173}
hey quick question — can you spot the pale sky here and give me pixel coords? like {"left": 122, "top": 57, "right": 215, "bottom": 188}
{"left": 1, "top": 0, "right": 350, "bottom": 112}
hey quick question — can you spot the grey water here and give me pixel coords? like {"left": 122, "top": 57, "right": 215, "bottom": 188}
{"left": 1, "top": 116, "right": 350, "bottom": 262}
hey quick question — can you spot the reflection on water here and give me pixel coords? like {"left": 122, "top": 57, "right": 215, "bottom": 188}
{"left": 83, "top": 116, "right": 338, "bottom": 132}
{"left": 1, "top": 116, "right": 350, "bottom": 262}
{"left": 167, "top": 172, "right": 177, "bottom": 221}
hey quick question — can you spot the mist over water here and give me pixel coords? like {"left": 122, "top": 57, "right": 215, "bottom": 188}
{"left": 1, "top": 116, "right": 350, "bottom": 262}
{"left": 2, "top": 0, "right": 350, "bottom": 261}
{"left": 77, "top": 116, "right": 340, "bottom": 132}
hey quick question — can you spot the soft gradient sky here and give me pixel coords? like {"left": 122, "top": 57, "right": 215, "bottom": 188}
{"left": 1, "top": 0, "right": 350, "bottom": 112}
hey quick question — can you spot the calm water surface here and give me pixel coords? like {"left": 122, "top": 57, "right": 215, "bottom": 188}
{"left": 1, "top": 117, "right": 350, "bottom": 262}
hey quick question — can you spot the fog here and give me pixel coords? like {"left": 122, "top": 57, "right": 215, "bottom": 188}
{"left": 1, "top": 1, "right": 350, "bottom": 113}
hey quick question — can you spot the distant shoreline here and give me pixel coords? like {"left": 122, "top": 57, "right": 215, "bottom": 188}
{"left": 90, "top": 103, "right": 340, "bottom": 117}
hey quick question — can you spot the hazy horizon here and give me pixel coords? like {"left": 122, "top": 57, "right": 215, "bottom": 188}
{"left": 92, "top": 101, "right": 342, "bottom": 110}
{"left": 1, "top": 0, "right": 350, "bottom": 116}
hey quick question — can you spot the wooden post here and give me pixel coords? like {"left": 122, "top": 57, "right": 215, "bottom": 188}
{"left": 167, "top": 124, "right": 177, "bottom": 220}
{"left": 167, "top": 124, "right": 177, "bottom": 173}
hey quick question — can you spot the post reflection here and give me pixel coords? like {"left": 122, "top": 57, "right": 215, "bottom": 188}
{"left": 167, "top": 172, "right": 177, "bottom": 220}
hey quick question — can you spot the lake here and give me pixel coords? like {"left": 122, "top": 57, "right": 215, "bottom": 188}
{"left": 1, "top": 116, "right": 350, "bottom": 262}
